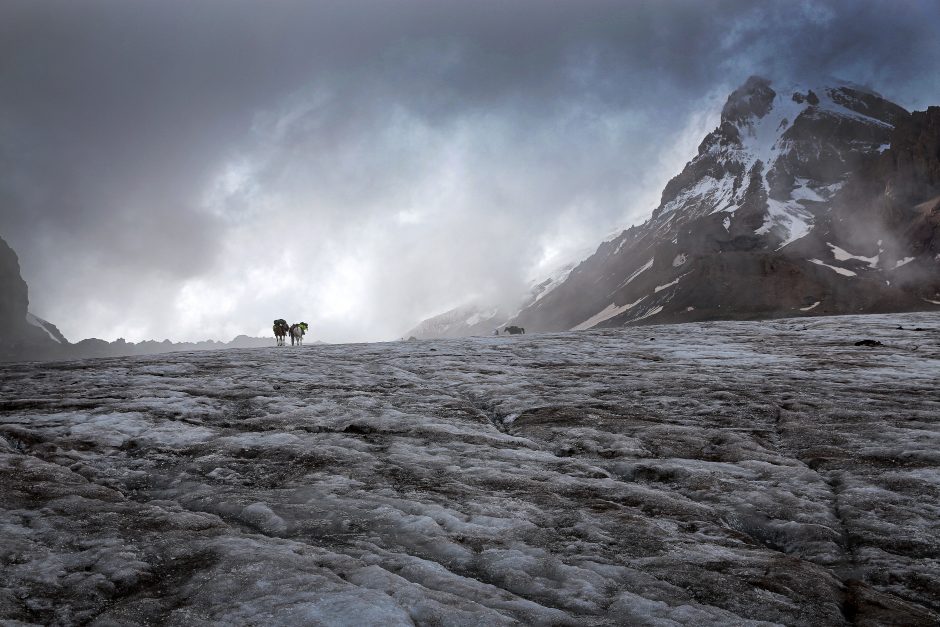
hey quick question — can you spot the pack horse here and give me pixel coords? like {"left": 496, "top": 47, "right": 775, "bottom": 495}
{"left": 273, "top": 319, "right": 290, "bottom": 346}
{"left": 274, "top": 319, "right": 309, "bottom": 347}
{"left": 290, "top": 322, "right": 306, "bottom": 346}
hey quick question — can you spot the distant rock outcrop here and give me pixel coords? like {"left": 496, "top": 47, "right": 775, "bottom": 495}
{"left": 0, "top": 235, "right": 68, "bottom": 361}
{"left": 507, "top": 78, "right": 940, "bottom": 332}
{"left": 0, "top": 236, "right": 30, "bottom": 337}
{"left": 64, "top": 334, "right": 281, "bottom": 360}
{"left": 0, "top": 234, "right": 316, "bottom": 362}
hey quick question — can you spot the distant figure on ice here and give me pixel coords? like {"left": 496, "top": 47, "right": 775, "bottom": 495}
{"left": 273, "top": 319, "right": 289, "bottom": 346}
{"left": 504, "top": 325, "right": 525, "bottom": 335}
{"left": 290, "top": 322, "right": 308, "bottom": 346}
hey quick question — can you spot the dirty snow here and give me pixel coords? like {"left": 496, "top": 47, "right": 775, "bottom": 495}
{"left": 655, "top": 278, "right": 682, "bottom": 293}
{"left": 626, "top": 304, "right": 665, "bottom": 323}
{"left": 2, "top": 312, "right": 939, "bottom": 625}
{"left": 809, "top": 259, "right": 857, "bottom": 277}
{"left": 571, "top": 296, "right": 647, "bottom": 331}
{"left": 659, "top": 173, "right": 739, "bottom": 218}
{"left": 617, "top": 258, "right": 654, "bottom": 289}
{"left": 828, "top": 243, "right": 879, "bottom": 269}
{"left": 760, "top": 198, "right": 814, "bottom": 250}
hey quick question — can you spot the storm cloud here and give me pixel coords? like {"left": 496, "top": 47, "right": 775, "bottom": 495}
{"left": 2, "top": 0, "right": 938, "bottom": 342}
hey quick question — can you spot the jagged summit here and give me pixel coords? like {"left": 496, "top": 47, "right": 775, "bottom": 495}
{"left": 719, "top": 75, "right": 776, "bottom": 123}
{"left": 654, "top": 75, "right": 907, "bottom": 241}
{"left": 507, "top": 76, "right": 939, "bottom": 332}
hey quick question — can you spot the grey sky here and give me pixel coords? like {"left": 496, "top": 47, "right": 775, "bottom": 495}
{"left": 2, "top": 0, "right": 938, "bottom": 342}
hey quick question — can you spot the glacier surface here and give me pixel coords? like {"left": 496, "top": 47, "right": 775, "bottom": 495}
{"left": 1, "top": 313, "right": 939, "bottom": 625}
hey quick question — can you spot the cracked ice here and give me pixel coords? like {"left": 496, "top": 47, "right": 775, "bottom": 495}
{"left": 1, "top": 312, "right": 939, "bottom": 625}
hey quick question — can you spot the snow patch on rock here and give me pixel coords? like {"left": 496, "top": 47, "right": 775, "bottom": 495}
{"left": 572, "top": 297, "right": 647, "bottom": 331}
{"left": 655, "top": 277, "right": 682, "bottom": 293}
{"left": 618, "top": 258, "right": 654, "bottom": 288}
{"left": 809, "top": 259, "right": 857, "bottom": 277}
{"left": 828, "top": 243, "right": 878, "bottom": 268}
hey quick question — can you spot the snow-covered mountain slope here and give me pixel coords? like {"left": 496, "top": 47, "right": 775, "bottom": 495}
{"left": 404, "top": 250, "right": 592, "bottom": 339}
{"left": 403, "top": 303, "right": 504, "bottom": 339}
{"left": 2, "top": 312, "right": 939, "bottom": 624}
{"left": 510, "top": 77, "right": 940, "bottom": 332}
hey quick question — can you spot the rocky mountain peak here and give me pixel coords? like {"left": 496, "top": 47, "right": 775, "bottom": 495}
{"left": 824, "top": 84, "right": 908, "bottom": 127}
{"left": 0, "top": 235, "right": 30, "bottom": 340}
{"left": 884, "top": 105, "right": 940, "bottom": 205}
{"left": 0, "top": 235, "right": 73, "bottom": 360}
{"left": 506, "top": 77, "right": 939, "bottom": 333}
{"left": 653, "top": 76, "right": 908, "bottom": 243}
{"left": 720, "top": 75, "right": 776, "bottom": 124}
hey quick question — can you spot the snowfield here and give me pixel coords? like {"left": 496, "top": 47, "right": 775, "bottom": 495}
{"left": 1, "top": 313, "right": 939, "bottom": 625}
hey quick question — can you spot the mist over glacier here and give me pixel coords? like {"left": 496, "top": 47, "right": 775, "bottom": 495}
{"left": 2, "top": 0, "right": 940, "bottom": 343}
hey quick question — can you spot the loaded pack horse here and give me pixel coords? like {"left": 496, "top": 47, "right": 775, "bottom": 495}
{"left": 290, "top": 322, "right": 308, "bottom": 346}
{"left": 273, "top": 319, "right": 290, "bottom": 346}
